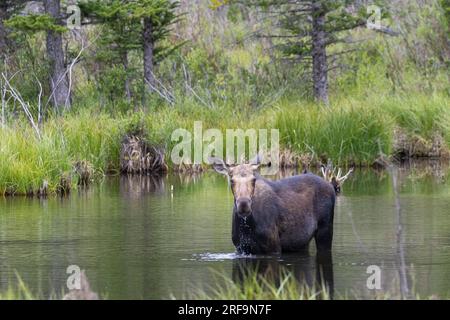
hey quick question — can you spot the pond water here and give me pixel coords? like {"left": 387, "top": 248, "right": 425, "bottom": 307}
{"left": 0, "top": 161, "right": 449, "bottom": 299}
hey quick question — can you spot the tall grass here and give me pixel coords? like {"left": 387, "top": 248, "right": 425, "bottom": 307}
{"left": 1, "top": 269, "right": 445, "bottom": 300}
{"left": 274, "top": 89, "right": 450, "bottom": 166}
{"left": 0, "top": 110, "right": 125, "bottom": 195}
{"left": 380, "top": 92, "right": 450, "bottom": 144}
{"left": 0, "top": 88, "right": 449, "bottom": 195}
{"left": 0, "top": 125, "right": 72, "bottom": 195}
{"left": 185, "top": 269, "right": 331, "bottom": 300}
{"left": 0, "top": 273, "right": 36, "bottom": 300}
{"left": 176, "top": 267, "right": 445, "bottom": 300}
{"left": 52, "top": 111, "right": 124, "bottom": 173}
{"left": 274, "top": 101, "right": 394, "bottom": 166}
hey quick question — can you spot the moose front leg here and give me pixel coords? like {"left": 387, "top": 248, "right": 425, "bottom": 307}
{"left": 254, "top": 227, "right": 281, "bottom": 255}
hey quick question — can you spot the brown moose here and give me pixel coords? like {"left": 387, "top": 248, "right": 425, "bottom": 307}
{"left": 211, "top": 157, "right": 336, "bottom": 255}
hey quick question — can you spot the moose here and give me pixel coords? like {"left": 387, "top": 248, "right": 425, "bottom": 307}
{"left": 210, "top": 157, "right": 336, "bottom": 255}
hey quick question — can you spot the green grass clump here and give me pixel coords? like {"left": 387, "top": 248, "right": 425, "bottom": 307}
{"left": 0, "top": 110, "right": 126, "bottom": 195}
{"left": 180, "top": 268, "right": 331, "bottom": 300}
{"left": 0, "top": 273, "right": 36, "bottom": 300}
{"left": 54, "top": 110, "right": 125, "bottom": 174}
{"left": 274, "top": 101, "right": 394, "bottom": 166}
{"left": 273, "top": 87, "right": 450, "bottom": 165}
{"left": 380, "top": 92, "right": 450, "bottom": 144}
{"left": 0, "top": 125, "right": 72, "bottom": 195}
{"left": 179, "top": 267, "right": 447, "bottom": 300}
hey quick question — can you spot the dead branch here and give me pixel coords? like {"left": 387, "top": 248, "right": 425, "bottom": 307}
{"left": 1, "top": 72, "right": 41, "bottom": 139}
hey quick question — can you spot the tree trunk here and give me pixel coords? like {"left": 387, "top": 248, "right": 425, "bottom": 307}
{"left": 311, "top": 2, "right": 329, "bottom": 104}
{"left": 44, "top": 0, "right": 70, "bottom": 111}
{"left": 0, "top": 1, "right": 8, "bottom": 58}
{"left": 122, "top": 52, "right": 132, "bottom": 102}
{"left": 143, "top": 17, "right": 155, "bottom": 91}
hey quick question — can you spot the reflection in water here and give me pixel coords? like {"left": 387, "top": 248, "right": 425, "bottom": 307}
{"left": 0, "top": 160, "right": 449, "bottom": 299}
{"left": 231, "top": 251, "right": 334, "bottom": 298}
{"left": 398, "top": 159, "right": 448, "bottom": 183}
{"left": 119, "top": 174, "right": 167, "bottom": 197}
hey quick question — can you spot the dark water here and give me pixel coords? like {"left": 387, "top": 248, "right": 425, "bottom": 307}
{"left": 0, "top": 161, "right": 449, "bottom": 299}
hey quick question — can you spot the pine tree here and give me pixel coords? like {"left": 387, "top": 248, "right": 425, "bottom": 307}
{"left": 0, "top": 0, "right": 8, "bottom": 57}
{"left": 5, "top": 0, "right": 71, "bottom": 110}
{"left": 78, "top": 0, "right": 181, "bottom": 100}
{"left": 252, "top": 0, "right": 379, "bottom": 103}
{"left": 43, "top": 0, "right": 70, "bottom": 110}
{"left": 0, "top": 0, "right": 28, "bottom": 59}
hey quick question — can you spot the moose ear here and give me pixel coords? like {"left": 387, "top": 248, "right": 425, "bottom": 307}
{"left": 249, "top": 152, "right": 262, "bottom": 171}
{"left": 208, "top": 157, "right": 229, "bottom": 176}
{"left": 250, "top": 151, "right": 263, "bottom": 165}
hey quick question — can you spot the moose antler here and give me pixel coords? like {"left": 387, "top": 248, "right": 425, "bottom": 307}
{"left": 335, "top": 167, "right": 353, "bottom": 184}
{"left": 321, "top": 160, "right": 353, "bottom": 194}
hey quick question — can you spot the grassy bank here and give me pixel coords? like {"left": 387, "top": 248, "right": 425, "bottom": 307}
{"left": 182, "top": 269, "right": 331, "bottom": 300}
{"left": 178, "top": 268, "right": 446, "bottom": 300}
{"left": 1, "top": 88, "right": 449, "bottom": 196}
{"left": 0, "top": 111, "right": 124, "bottom": 195}
{"left": 2, "top": 268, "right": 444, "bottom": 300}
{"left": 275, "top": 91, "right": 450, "bottom": 166}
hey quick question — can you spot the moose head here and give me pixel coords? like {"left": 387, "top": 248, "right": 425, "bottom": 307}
{"left": 209, "top": 156, "right": 260, "bottom": 217}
